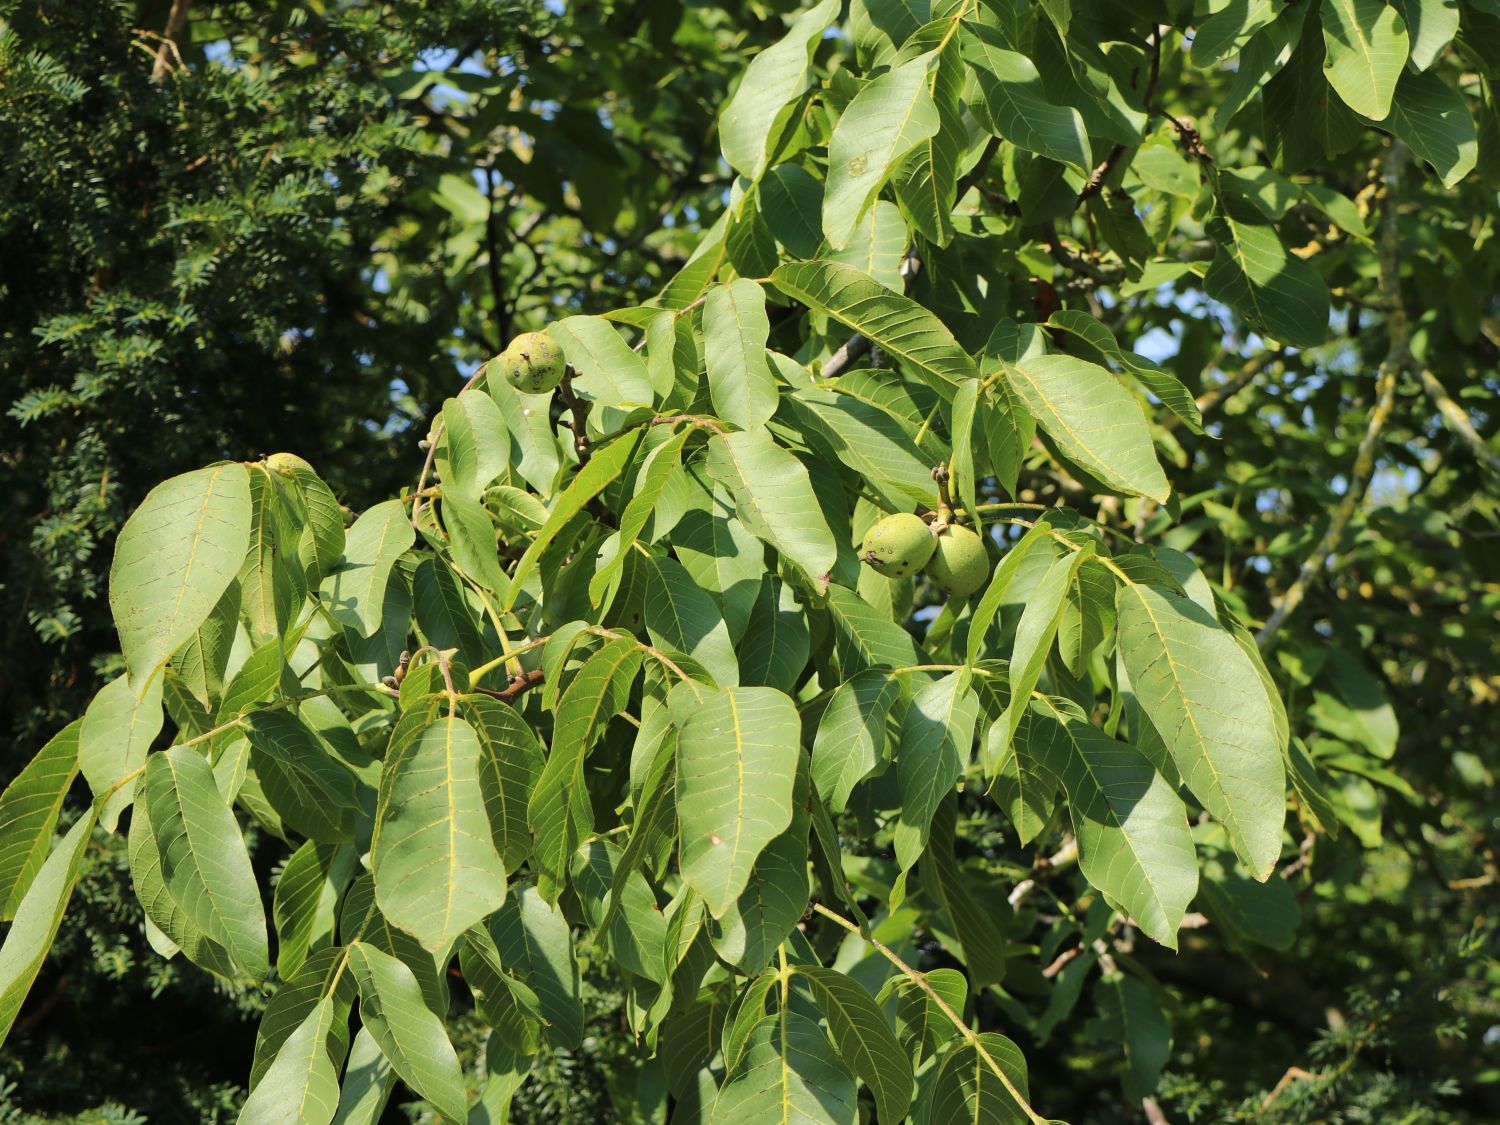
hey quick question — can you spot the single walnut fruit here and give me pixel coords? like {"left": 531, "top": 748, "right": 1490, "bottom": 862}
{"left": 495, "top": 331, "right": 566, "bottom": 394}
{"left": 926, "top": 523, "right": 990, "bottom": 597}
{"left": 860, "top": 512, "right": 937, "bottom": 578}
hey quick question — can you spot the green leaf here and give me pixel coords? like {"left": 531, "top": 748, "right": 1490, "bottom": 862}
{"left": 1088, "top": 973, "right": 1172, "bottom": 1102}
{"left": 148, "top": 745, "right": 269, "bottom": 976}
{"left": 0, "top": 721, "right": 81, "bottom": 920}
{"left": 671, "top": 487, "right": 765, "bottom": 642}
{"left": 273, "top": 841, "right": 357, "bottom": 979}
{"left": 501, "top": 429, "right": 644, "bottom": 612}
{"left": 78, "top": 671, "right": 164, "bottom": 832}
{"left": 711, "top": 806, "right": 809, "bottom": 973}
{"left": 923, "top": 799, "right": 1010, "bottom": 988}
{"left": 1192, "top": 0, "right": 1278, "bottom": 65}
{"left": 641, "top": 553, "right": 739, "bottom": 688}
{"left": 1310, "top": 650, "right": 1399, "bottom": 760}
{"left": 1028, "top": 695, "right": 1198, "bottom": 949}
{"left": 708, "top": 1011, "right": 857, "bottom": 1125}
{"left": 1203, "top": 191, "right": 1330, "bottom": 349}
{"left": 465, "top": 696, "right": 546, "bottom": 873}
{"left": 1389, "top": 70, "right": 1479, "bottom": 187}
{"left": 994, "top": 544, "right": 1092, "bottom": 755}
{"left": 880, "top": 966, "right": 967, "bottom": 1063}
{"left": 962, "top": 25, "right": 1091, "bottom": 171}
{"left": 489, "top": 886, "right": 583, "bottom": 1050}
{"left": 319, "top": 499, "right": 416, "bottom": 638}
{"left": 927, "top": 1032, "right": 1031, "bottom": 1125}
{"left": 811, "top": 671, "right": 899, "bottom": 813}
{"left": 372, "top": 715, "right": 507, "bottom": 951}
{"left": 348, "top": 941, "right": 468, "bottom": 1123}
{"left": 413, "top": 557, "right": 486, "bottom": 665}
{"left": 823, "top": 52, "right": 940, "bottom": 249}
{"left": 246, "top": 712, "right": 360, "bottom": 844}
{"left": 1197, "top": 840, "right": 1301, "bottom": 950}
{"left": 1005, "top": 356, "right": 1172, "bottom": 503}
{"left": 128, "top": 788, "right": 237, "bottom": 976}
{"left": 528, "top": 638, "right": 643, "bottom": 900}
{"left": 893, "top": 38, "right": 964, "bottom": 246}
{"left": 824, "top": 199, "right": 910, "bottom": 293}
{"left": 797, "top": 966, "right": 913, "bottom": 1125}
{"left": 704, "top": 430, "right": 837, "bottom": 583}
{"left": 1396, "top": 0, "right": 1458, "bottom": 69}
{"left": 488, "top": 384, "right": 560, "bottom": 495}
{"left": 440, "top": 490, "right": 509, "bottom": 597}
{"left": 671, "top": 685, "right": 799, "bottom": 918}
{"left": 825, "top": 584, "right": 922, "bottom": 675}
{"left": 0, "top": 811, "right": 96, "bottom": 1048}
{"left": 329, "top": 1027, "right": 396, "bottom": 1125}
{"left": 590, "top": 426, "right": 691, "bottom": 607}
{"left": 718, "top": 0, "right": 841, "bottom": 181}
{"left": 788, "top": 386, "right": 938, "bottom": 511}
{"left": 771, "top": 260, "right": 979, "bottom": 393}
{"left": 238, "top": 465, "right": 303, "bottom": 645}
{"left": 1045, "top": 310, "right": 1205, "bottom": 433}
{"left": 442, "top": 391, "right": 508, "bottom": 499}
{"left": 572, "top": 840, "right": 670, "bottom": 981}
{"left": 548, "top": 315, "right": 655, "bottom": 421}
{"left": 737, "top": 576, "right": 810, "bottom": 693}
{"left": 110, "top": 463, "right": 253, "bottom": 693}
{"left": 172, "top": 581, "right": 241, "bottom": 711}
{"left": 1263, "top": 10, "right": 1363, "bottom": 173}
{"left": 238, "top": 997, "right": 341, "bottom": 1125}
{"left": 991, "top": 695, "right": 1060, "bottom": 845}
{"left": 1115, "top": 582, "right": 1287, "bottom": 878}
{"left": 250, "top": 947, "right": 356, "bottom": 1089}
{"left": 894, "top": 672, "right": 980, "bottom": 870}
{"left": 1321, "top": 0, "right": 1409, "bottom": 120}
{"left": 704, "top": 279, "right": 777, "bottom": 431}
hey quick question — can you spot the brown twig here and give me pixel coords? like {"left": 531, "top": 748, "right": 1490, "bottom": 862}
{"left": 150, "top": 0, "right": 192, "bottom": 82}
{"left": 470, "top": 668, "right": 545, "bottom": 703}
{"left": 557, "top": 373, "right": 592, "bottom": 465}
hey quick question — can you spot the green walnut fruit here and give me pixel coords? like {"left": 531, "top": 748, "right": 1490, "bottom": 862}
{"left": 927, "top": 524, "right": 990, "bottom": 597}
{"left": 496, "top": 331, "right": 566, "bottom": 394}
{"left": 860, "top": 513, "right": 937, "bottom": 578}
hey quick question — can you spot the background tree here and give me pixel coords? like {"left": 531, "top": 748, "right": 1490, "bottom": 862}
{"left": 2, "top": 0, "right": 1498, "bottom": 1123}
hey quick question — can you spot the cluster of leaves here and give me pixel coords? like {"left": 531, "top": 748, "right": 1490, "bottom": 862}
{"left": 4, "top": 0, "right": 1500, "bottom": 1122}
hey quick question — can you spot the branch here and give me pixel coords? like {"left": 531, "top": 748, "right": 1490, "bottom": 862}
{"left": 1418, "top": 368, "right": 1500, "bottom": 477}
{"left": 470, "top": 668, "right": 544, "bottom": 703}
{"left": 810, "top": 903, "right": 1049, "bottom": 1125}
{"left": 484, "top": 165, "right": 512, "bottom": 347}
{"left": 150, "top": 0, "right": 192, "bottom": 82}
{"left": 1257, "top": 142, "right": 1409, "bottom": 650}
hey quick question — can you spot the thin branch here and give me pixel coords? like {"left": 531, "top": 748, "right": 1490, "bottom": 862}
{"left": 1257, "top": 142, "right": 1409, "bottom": 650}
{"left": 150, "top": 0, "right": 192, "bottom": 82}
{"left": 811, "top": 903, "right": 1049, "bottom": 1125}
{"left": 484, "top": 165, "right": 512, "bottom": 346}
{"left": 469, "top": 668, "right": 544, "bottom": 703}
{"left": 1418, "top": 368, "right": 1500, "bottom": 477}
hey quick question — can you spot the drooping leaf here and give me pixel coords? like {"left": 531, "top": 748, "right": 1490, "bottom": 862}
{"left": 641, "top": 553, "right": 739, "bottom": 688}
{"left": 812, "top": 670, "right": 900, "bottom": 812}
{"left": 962, "top": 24, "right": 1091, "bottom": 171}
{"left": 893, "top": 672, "right": 980, "bottom": 870}
{"left": 1389, "top": 69, "right": 1479, "bottom": 187}
{"left": 246, "top": 712, "right": 359, "bottom": 844}
{"left": 1321, "top": 0, "right": 1409, "bottom": 120}
{"left": 1115, "top": 582, "right": 1287, "bottom": 878}
{"left": 1028, "top": 695, "right": 1198, "bottom": 949}
{"left": 372, "top": 715, "right": 507, "bottom": 951}
{"left": 704, "top": 430, "right": 837, "bottom": 584}
{"left": 797, "top": 966, "right": 913, "bottom": 1125}
{"left": 238, "top": 997, "right": 341, "bottom": 1125}
{"left": 1005, "top": 356, "right": 1171, "bottom": 503}
{"left": 1087, "top": 973, "right": 1172, "bottom": 1102}
{"left": 1203, "top": 190, "right": 1330, "bottom": 349}
{"left": 704, "top": 279, "right": 778, "bottom": 431}
{"left": 0, "top": 812, "right": 96, "bottom": 1048}
{"left": 489, "top": 886, "right": 583, "bottom": 1050}
{"left": 671, "top": 685, "right": 799, "bottom": 918}
{"left": 110, "top": 463, "right": 253, "bottom": 693}
{"left": 823, "top": 52, "right": 940, "bottom": 249}
{"left": 348, "top": 942, "right": 468, "bottom": 1123}
{"left": 0, "top": 721, "right": 81, "bottom": 920}
{"left": 718, "top": 0, "right": 842, "bottom": 181}
{"left": 147, "top": 745, "right": 269, "bottom": 977}
{"left": 708, "top": 1011, "right": 858, "bottom": 1125}
{"left": 927, "top": 1032, "right": 1032, "bottom": 1125}
{"left": 319, "top": 500, "right": 416, "bottom": 638}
